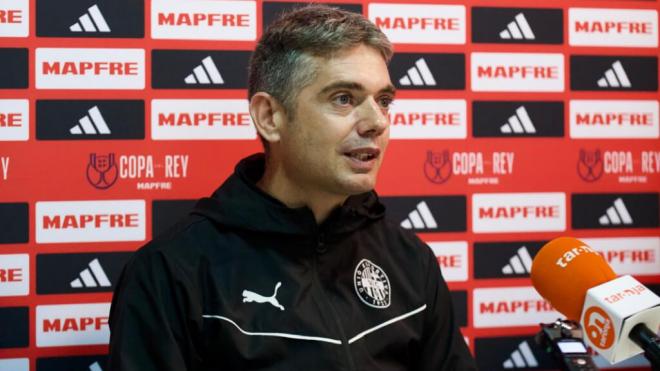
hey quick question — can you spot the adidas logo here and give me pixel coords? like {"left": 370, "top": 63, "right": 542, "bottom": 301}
{"left": 70, "top": 258, "right": 111, "bottom": 288}
{"left": 70, "top": 106, "right": 111, "bottom": 135}
{"left": 500, "top": 106, "right": 536, "bottom": 134}
{"left": 503, "top": 341, "right": 538, "bottom": 368}
{"left": 184, "top": 56, "right": 224, "bottom": 85}
{"left": 597, "top": 61, "right": 631, "bottom": 88}
{"left": 89, "top": 362, "right": 103, "bottom": 371}
{"left": 599, "top": 198, "right": 633, "bottom": 225}
{"left": 70, "top": 5, "right": 110, "bottom": 33}
{"left": 401, "top": 201, "right": 437, "bottom": 229}
{"left": 502, "top": 246, "right": 533, "bottom": 275}
{"left": 499, "top": 13, "right": 535, "bottom": 40}
{"left": 399, "top": 58, "right": 436, "bottom": 86}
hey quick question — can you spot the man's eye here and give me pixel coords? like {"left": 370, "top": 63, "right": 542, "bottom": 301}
{"left": 333, "top": 94, "right": 353, "bottom": 106}
{"left": 378, "top": 97, "right": 394, "bottom": 109}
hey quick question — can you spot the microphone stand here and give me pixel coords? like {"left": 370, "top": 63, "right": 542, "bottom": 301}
{"left": 535, "top": 319, "right": 599, "bottom": 371}
{"left": 629, "top": 323, "right": 660, "bottom": 371}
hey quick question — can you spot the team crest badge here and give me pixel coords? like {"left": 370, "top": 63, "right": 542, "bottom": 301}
{"left": 354, "top": 259, "right": 391, "bottom": 308}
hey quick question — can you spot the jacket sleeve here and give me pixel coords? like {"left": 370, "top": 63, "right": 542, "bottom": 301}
{"left": 416, "top": 245, "right": 478, "bottom": 371}
{"left": 107, "top": 249, "right": 202, "bottom": 371}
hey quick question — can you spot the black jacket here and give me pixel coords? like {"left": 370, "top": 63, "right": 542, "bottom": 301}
{"left": 108, "top": 154, "right": 477, "bottom": 371}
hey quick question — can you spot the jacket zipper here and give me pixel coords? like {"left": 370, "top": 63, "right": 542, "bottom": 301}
{"left": 312, "top": 232, "right": 357, "bottom": 371}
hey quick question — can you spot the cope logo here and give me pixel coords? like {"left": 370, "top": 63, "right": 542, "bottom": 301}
{"left": 424, "top": 150, "right": 517, "bottom": 186}
{"left": 570, "top": 100, "right": 659, "bottom": 139}
{"left": 0, "top": 254, "right": 29, "bottom": 296}
{"left": 37, "top": 355, "right": 107, "bottom": 371}
{"left": 152, "top": 199, "right": 197, "bottom": 237}
{"left": 570, "top": 56, "right": 658, "bottom": 91}
{"left": 0, "top": 307, "right": 28, "bottom": 348}
{"left": 472, "top": 7, "right": 563, "bottom": 44}
{"left": 428, "top": 241, "right": 468, "bottom": 282}
{"left": 0, "top": 99, "right": 29, "bottom": 141}
{"left": 152, "top": 50, "right": 250, "bottom": 89}
{"left": 581, "top": 237, "right": 659, "bottom": 277}
{"left": 583, "top": 306, "right": 615, "bottom": 350}
{"left": 577, "top": 148, "right": 660, "bottom": 184}
{"left": 369, "top": 3, "right": 465, "bottom": 44}
{"left": 472, "top": 101, "right": 564, "bottom": 137}
{"left": 152, "top": 99, "right": 255, "bottom": 140}
{"left": 471, "top": 52, "right": 564, "bottom": 92}
{"left": 474, "top": 287, "right": 559, "bottom": 328}
{"left": 569, "top": 8, "right": 658, "bottom": 48}
{"left": 389, "top": 53, "right": 465, "bottom": 90}
{"left": 152, "top": 0, "right": 255, "bottom": 40}
{"left": 36, "top": 48, "right": 145, "bottom": 89}
{"left": 36, "top": 0, "right": 143, "bottom": 37}
{"left": 0, "top": 48, "right": 28, "bottom": 88}
{"left": 381, "top": 196, "right": 466, "bottom": 232}
{"left": 36, "top": 200, "right": 145, "bottom": 243}
{"left": 0, "top": 0, "right": 29, "bottom": 37}
{"left": 473, "top": 241, "right": 546, "bottom": 279}
{"left": 37, "top": 252, "right": 132, "bottom": 294}
{"left": 36, "top": 100, "right": 144, "bottom": 140}
{"left": 473, "top": 193, "right": 566, "bottom": 233}
{"left": 388, "top": 99, "right": 466, "bottom": 139}
{"left": 262, "top": 2, "right": 361, "bottom": 29}
{"left": 0, "top": 202, "right": 28, "bottom": 244}
{"left": 37, "top": 303, "right": 110, "bottom": 347}
{"left": 572, "top": 193, "right": 659, "bottom": 229}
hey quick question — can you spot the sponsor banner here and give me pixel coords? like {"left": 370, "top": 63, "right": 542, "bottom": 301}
{"left": 576, "top": 148, "right": 660, "bottom": 184}
{"left": 152, "top": 0, "right": 256, "bottom": 41}
{"left": 475, "top": 336, "right": 556, "bottom": 370}
{"left": 472, "top": 7, "right": 563, "bottom": 44}
{"left": 151, "top": 99, "right": 255, "bottom": 140}
{"left": 390, "top": 53, "right": 465, "bottom": 90}
{"left": 450, "top": 290, "right": 468, "bottom": 327}
{"left": 36, "top": 48, "right": 145, "bottom": 90}
{"left": 0, "top": 99, "right": 29, "bottom": 141}
{"left": 388, "top": 99, "right": 466, "bottom": 139}
{"left": 36, "top": 200, "right": 146, "bottom": 243}
{"left": 570, "top": 56, "right": 658, "bottom": 91}
{"left": 36, "top": 0, "right": 143, "bottom": 38}
{"left": 581, "top": 237, "right": 659, "bottom": 276}
{"left": 569, "top": 100, "right": 659, "bottom": 139}
{"left": 473, "top": 287, "right": 560, "bottom": 328}
{"left": 37, "top": 252, "right": 132, "bottom": 294}
{"left": 36, "top": 100, "right": 144, "bottom": 140}
{"left": 369, "top": 3, "right": 465, "bottom": 44}
{"left": 0, "top": 307, "right": 28, "bottom": 348}
{"left": 0, "top": 202, "right": 29, "bottom": 244}
{"left": 381, "top": 196, "right": 467, "bottom": 232}
{"left": 37, "top": 355, "right": 108, "bottom": 371}
{"left": 428, "top": 241, "right": 468, "bottom": 282}
{"left": 0, "top": 48, "right": 28, "bottom": 88}
{"left": 152, "top": 199, "right": 196, "bottom": 238}
{"left": 0, "top": 359, "right": 29, "bottom": 371}
{"left": 152, "top": 49, "right": 250, "bottom": 89}
{"left": 0, "top": 254, "right": 29, "bottom": 296}
{"left": 36, "top": 303, "right": 110, "bottom": 347}
{"left": 472, "top": 193, "right": 566, "bottom": 233}
{"left": 473, "top": 241, "right": 546, "bottom": 279}
{"left": 569, "top": 8, "right": 658, "bottom": 48}
{"left": 471, "top": 52, "right": 564, "bottom": 92}
{"left": 0, "top": 0, "right": 29, "bottom": 37}
{"left": 262, "top": 2, "right": 361, "bottom": 29}
{"left": 472, "top": 101, "right": 564, "bottom": 138}
{"left": 572, "top": 193, "right": 659, "bottom": 229}
{"left": 422, "top": 149, "right": 517, "bottom": 186}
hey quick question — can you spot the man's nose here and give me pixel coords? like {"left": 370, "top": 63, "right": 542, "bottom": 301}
{"left": 356, "top": 97, "right": 388, "bottom": 137}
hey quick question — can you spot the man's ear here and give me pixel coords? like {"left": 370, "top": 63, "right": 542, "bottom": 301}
{"left": 249, "top": 92, "right": 287, "bottom": 144}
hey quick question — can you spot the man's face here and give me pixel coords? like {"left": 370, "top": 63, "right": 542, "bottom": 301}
{"left": 277, "top": 44, "right": 394, "bottom": 198}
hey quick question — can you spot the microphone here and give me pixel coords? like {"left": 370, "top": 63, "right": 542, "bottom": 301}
{"left": 531, "top": 237, "right": 660, "bottom": 367}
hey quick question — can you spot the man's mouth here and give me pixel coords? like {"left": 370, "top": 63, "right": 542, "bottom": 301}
{"left": 344, "top": 148, "right": 380, "bottom": 162}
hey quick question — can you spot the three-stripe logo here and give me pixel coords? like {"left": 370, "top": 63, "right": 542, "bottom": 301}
{"left": 597, "top": 60, "right": 631, "bottom": 88}
{"left": 501, "top": 246, "right": 533, "bottom": 275}
{"left": 70, "top": 106, "right": 111, "bottom": 135}
{"left": 399, "top": 58, "right": 437, "bottom": 86}
{"left": 401, "top": 201, "right": 438, "bottom": 230}
{"left": 499, "top": 13, "right": 535, "bottom": 40}
{"left": 185, "top": 56, "right": 224, "bottom": 85}
{"left": 70, "top": 5, "right": 110, "bottom": 33}
{"left": 599, "top": 198, "right": 633, "bottom": 226}
{"left": 500, "top": 106, "right": 536, "bottom": 134}
{"left": 70, "top": 259, "right": 111, "bottom": 288}
{"left": 89, "top": 362, "right": 103, "bottom": 371}
{"left": 503, "top": 341, "right": 538, "bottom": 368}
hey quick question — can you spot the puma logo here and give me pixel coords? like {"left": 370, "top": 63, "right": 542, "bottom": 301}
{"left": 242, "top": 282, "right": 285, "bottom": 311}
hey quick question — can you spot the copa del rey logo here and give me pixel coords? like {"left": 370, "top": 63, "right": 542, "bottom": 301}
{"left": 387, "top": 99, "right": 466, "bottom": 139}
{"left": 152, "top": 0, "right": 256, "bottom": 40}
{"left": 36, "top": 200, "right": 145, "bottom": 243}
{"left": 473, "top": 287, "right": 560, "bottom": 328}
{"left": 36, "top": 48, "right": 145, "bottom": 89}
{"left": 0, "top": 0, "right": 29, "bottom": 37}
{"left": 0, "top": 99, "right": 29, "bottom": 141}
{"left": 570, "top": 100, "right": 659, "bottom": 139}
{"left": 471, "top": 52, "right": 564, "bottom": 92}
{"left": 569, "top": 8, "right": 658, "bottom": 47}
{"left": 472, "top": 192, "right": 566, "bottom": 233}
{"left": 368, "top": 3, "right": 465, "bottom": 44}
{"left": 37, "top": 303, "right": 110, "bottom": 347}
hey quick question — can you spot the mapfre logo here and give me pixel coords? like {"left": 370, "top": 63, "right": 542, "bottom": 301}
{"left": 369, "top": 3, "right": 465, "bottom": 44}
{"left": 471, "top": 52, "right": 564, "bottom": 92}
{"left": 582, "top": 237, "right": 659, "bottom": 277}
{"left": 577, "top": 148, "right": 659, "bottom": 184}
{"left": 0, "top": 99, "right": 28, "bottom": 141}
{"left": 570, "top": 8, "right": 658, "bottom": 47}
{"left": 0, "top": 254, "right": 29, "bottom": 297}
{"left": 388, "top": 99, "right": 466, "bottom": 139}
{"left": 570, "top": 100, "right": 659, "bottom": 139}
{"left": 152, "top": 0, "right": 255, "bottom": 40}
{"left": 428, "top": 241, "right": 468, "bottom": 282}
{"left": 570, "top": 56, "right": 658, "bottom": 91}
{"left": 0, "top": 0, "right": 28, "bottom": 37}
{"left": 152, "top": 99, "right": 255, "bottom": 140}
{"left": 36, "top": 48, "right": 145, "bottom": 89}
{"left": 36, "top": 200, "right": 145, "bottom": 243}
{"left": 473, "top": 287, "right": 560, "bottom": 328}
{"left": 473, "top": 101, "right": 564, "bottom": 138}
{"left": 473, "top": 193, "right": 566, "bottom": 233}
{"left": 472, "top": 7, "right": 563, "bottom": 44}
{"left": 37, "top": 303, "right": 110, "bottom": 347}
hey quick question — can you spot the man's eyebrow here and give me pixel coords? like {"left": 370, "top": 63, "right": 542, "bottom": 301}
{"left": 319, "top": 81, "right": 396, "bottom": 96}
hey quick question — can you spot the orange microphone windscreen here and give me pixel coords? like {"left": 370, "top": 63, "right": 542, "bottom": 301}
{"left": 531, "top": 237, "right": 617, "bottom": 321}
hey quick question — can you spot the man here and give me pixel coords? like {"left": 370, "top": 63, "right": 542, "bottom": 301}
{"left": 108, "top": 5, "right": 476, "bottom": 370}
